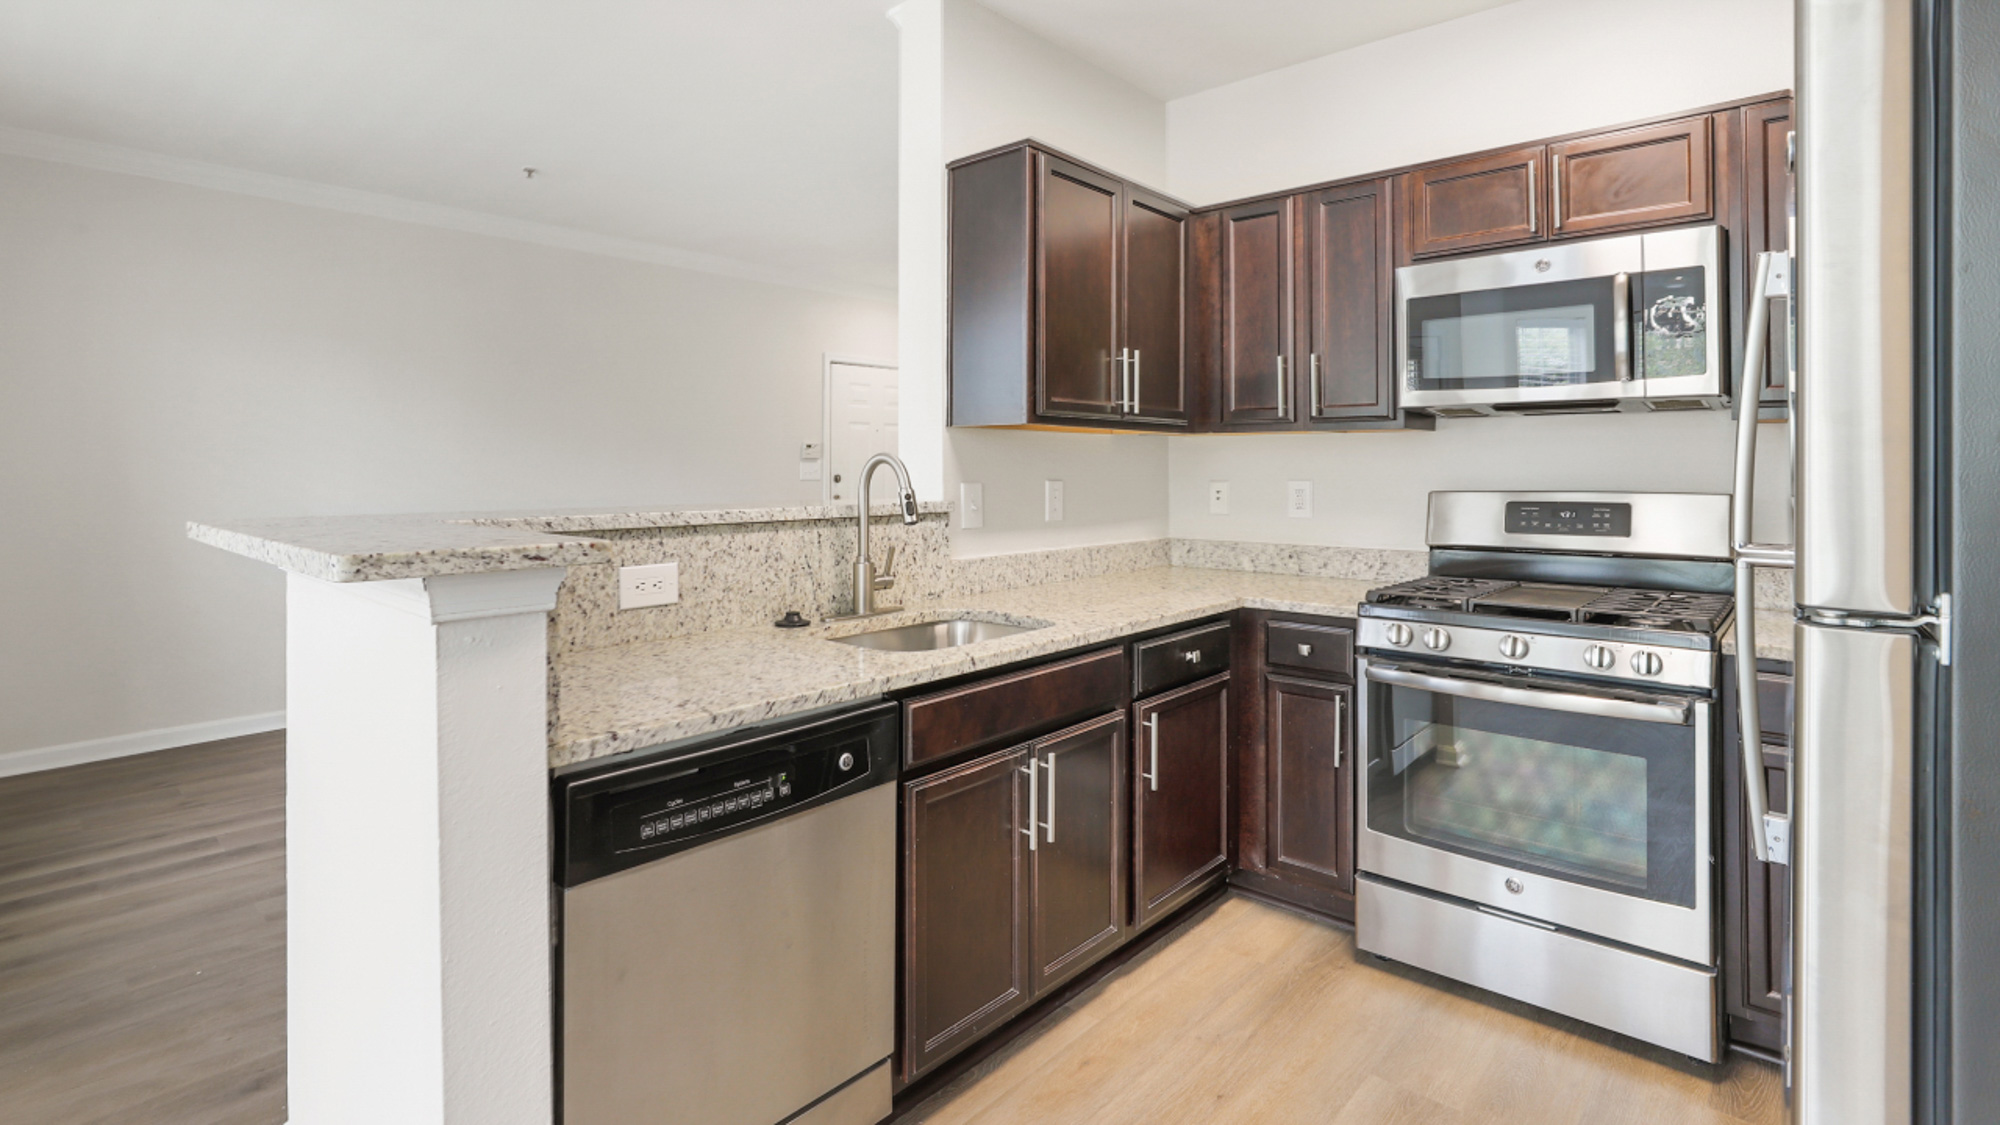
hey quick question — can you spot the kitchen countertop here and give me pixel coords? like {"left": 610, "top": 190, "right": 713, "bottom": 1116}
{"left": 551, "top": 566, "right": 1377, "bottom": 767}
{"left": 186, "top": 500, "right": 953, "bottom": 583}
{"left": 1721, "top": 609, "right": 1796, "bottom": 664}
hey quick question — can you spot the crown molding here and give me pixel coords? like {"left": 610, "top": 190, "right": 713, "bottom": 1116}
{"left": 0, "top": 124, "right": 893, "bottom": 302}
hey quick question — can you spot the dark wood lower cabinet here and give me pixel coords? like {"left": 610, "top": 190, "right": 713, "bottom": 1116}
{"left": 902, "top": 744, "right": 1032, "bottom": 1084}
{"left": 1029, "top": 713, "right": 1128, "bottom": 995}
{"left": 1132, "top": 674, "right": 1231, "bottom": 930}
{"left": 1722, "top": 657, "right": 1795, "bottom": 1055}
{"left": 1265, "top": 674, "right": 1355, "bottom": 895}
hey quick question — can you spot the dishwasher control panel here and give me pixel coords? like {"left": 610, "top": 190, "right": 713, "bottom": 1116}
{"left": 556, "top": 701, "right": 898, "bottom": 886}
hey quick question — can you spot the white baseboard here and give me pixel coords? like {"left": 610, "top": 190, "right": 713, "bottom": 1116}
{"left": 0, "top": 712, "right": 287, "bottom": 780}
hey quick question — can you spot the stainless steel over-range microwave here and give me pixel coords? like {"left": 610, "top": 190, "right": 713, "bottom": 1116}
{"left": 1395, "top": 225, "right": 1725, "bottom": 416}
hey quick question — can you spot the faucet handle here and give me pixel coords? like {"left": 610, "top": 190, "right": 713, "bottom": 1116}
{"left": 873, "top": 546, "right": 898, "bottom": 590}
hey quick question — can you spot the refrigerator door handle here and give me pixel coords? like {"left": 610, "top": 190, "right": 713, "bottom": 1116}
{"left": 1732, "top": 249, "right": 1796, "bottom": 865}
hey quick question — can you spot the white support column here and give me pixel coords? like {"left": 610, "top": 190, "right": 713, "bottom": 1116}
{"left": 285, "top": 567, "right": 564, "bottom": 1125}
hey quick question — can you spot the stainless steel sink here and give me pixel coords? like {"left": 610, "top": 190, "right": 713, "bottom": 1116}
{"left": 828, "top": 618, "right": 1040, "bottom": 652}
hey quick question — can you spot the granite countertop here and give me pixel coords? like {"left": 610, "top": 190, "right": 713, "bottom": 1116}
{"left": 187, "top": 501, "right": 953, "bottom": 583}
{"left": 1721, "top": 608, "right": 1796, "bottom": 664}
{"left": 551, "top": 566, "right": 1377, "bottom": 767}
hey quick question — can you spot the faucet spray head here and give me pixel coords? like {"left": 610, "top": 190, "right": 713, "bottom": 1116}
{"left": 900, "top": 488, "right": 919, "bottom": 525}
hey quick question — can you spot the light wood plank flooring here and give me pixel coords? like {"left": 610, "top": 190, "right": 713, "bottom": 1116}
{"left": 902, "top": 895, "right": 1783, "bottom": 1125}
{"left": 0, "top": 732, "right": 286, "bottom": 1124}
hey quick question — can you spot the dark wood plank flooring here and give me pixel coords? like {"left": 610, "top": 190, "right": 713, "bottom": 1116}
{"left": 0, "top": 732, "right": 286, "bottom": 1123}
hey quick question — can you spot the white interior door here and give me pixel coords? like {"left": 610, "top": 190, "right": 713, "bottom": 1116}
{"left": 825, "top": 360, "right": 898, "bottom": 504}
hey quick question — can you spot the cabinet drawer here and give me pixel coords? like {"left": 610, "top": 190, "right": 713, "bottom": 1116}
{"left": 1266, "top": 621, "right": 1353, "bottom": 679}
{"left": 1133, "top": 622, "right": 1232, "bottom": 696}
{"left": 904, "top": 647, "right": 1127, "bottom": 768}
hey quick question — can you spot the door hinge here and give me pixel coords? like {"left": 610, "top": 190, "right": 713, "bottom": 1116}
{"left": 1761, "top": 811, "right": 1791, "bottom": 866}
{"left": 1917, "top": 593, "right": 1953, "bottom": 665}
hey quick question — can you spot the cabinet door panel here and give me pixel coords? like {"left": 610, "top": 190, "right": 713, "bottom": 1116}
{"left": 1740, "top": 98, "right": 1794, "bottom": 413}
{"left": 903, "top": 746, "right": 1031, "bottom": 1082}
{"left": 1036, "top": 155, "right": 1121, "bottom": 419}
{"left": 1028, "top": 713, "right": 1127, "bottom": 995}
{"left": 1219, "top": 199, "right": 1295, "bottom": 425}
{"left": 1551, "top": 116, "right": 1713, "bottom": 236}
{"left": 1305, "top": 181, "right": 1394, "bottom": 423}
{"left": 1406, "top": 146, "right": 1545, "bottom": 257}
{"left": 1132, "top": 674, "right": 1230, "bottom": 929}
{"left": 1266, "top": 674, "right": 1354, "bottom": 893}
{"left": 1123, "top": 189, "right": 1189, "bottom": 423}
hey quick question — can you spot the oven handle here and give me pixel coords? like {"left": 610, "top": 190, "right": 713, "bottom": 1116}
{"left": 1366, "top": 664, "right": 1693, "bottom": 726}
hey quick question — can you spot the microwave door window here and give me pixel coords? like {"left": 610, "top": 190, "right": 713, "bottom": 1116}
{"left": 1635, "top": 265, "right": 1709, "bottom": 381}
{"left": 1407, "top": 276, "right": 1620, "bottom": 392}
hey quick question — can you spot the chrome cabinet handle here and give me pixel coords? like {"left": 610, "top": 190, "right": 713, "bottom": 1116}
{"left": 1117, "top": 348, "right": 1131, "bottom": 413}
{"left": 1130, "top": 348, "right": 1142, "bottom": 413}
{"left": 1333, "top": 692, "right": 1346, "bottom": 770}
{"left": 1368, "top": 663, "right": 1693, "bottom": 725}
{"left": 1309, "top": 353, "right": 1322, "bottom": 418}
{"left": 1142, "top": 714, "right": 1160, "bottom": 791}
{"left": 1275, "top": 355, "right": 1288, "bottom": 416}
{"left": 1731, "top": 249, "right": 1796, "bottom": 865}
{"left": 1552, "top": 155, "right": 1563, "bottom": 230}
{"left": 1612, "top": 271, "right": 1632, "bottom": 382}
{"left": 1042, "top": 752, "right": 1056, "bottom": 844}
{"left": 1020, "top": 757, "right": 1038, "bottom": 853}
{"left": 1181, "top": 649, "right": 1202, "bottom": 664}
{"left": 1297, "top": 642, "right": 1313, "bottom": 657}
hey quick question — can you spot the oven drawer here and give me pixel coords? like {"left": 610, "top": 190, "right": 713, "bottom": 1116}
{"left": 1266, "top": 621, "right": 1353, "bottom": 679}
{"left": 1133, "top": 622, "right": 1231, "bottom": 697}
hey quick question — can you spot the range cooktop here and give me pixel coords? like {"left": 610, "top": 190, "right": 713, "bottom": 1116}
{"left": 1365, "top": 576, "right": 1733, "bottom": 635}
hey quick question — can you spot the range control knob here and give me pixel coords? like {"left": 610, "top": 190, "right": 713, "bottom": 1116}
{"left": 1630, "top": 650, "right": 1666, "bottom": 677}
{"left": 1385, "top": 623, "right": 1415, "bottom": 648}
{"left": 1423, "top": 627, "right": 1452, "bottom": 652}
{"left": 1498, "top": 634, "right": 1531, "bottom": 661}
{"left": 1582, "top": 645, "right": 1617, "bottom": 671}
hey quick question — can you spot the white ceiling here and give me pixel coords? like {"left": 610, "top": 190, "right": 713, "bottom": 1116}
{"left": 982, "top": 0, "right": 1528, "bottom": 99}
{"left": 0, "top": 1, "right": 1525, "bottom": 298}
{"left": 0, "top": 1, "right": 903, "bottom": 296}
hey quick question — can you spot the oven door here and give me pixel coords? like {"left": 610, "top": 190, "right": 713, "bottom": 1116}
{"left": 1356, "top": 657, "right": 1713, "bottom": 965}
{"left": 1395, "top": 226, "right": 1722, "bottom": 414}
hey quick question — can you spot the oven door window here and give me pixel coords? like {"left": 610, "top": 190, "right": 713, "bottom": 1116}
{"left": 1365, "top": 673, "right": 1697, "bottom": 907}
{"left": 1405, "top": 276, "right": 1621, "bottom": 392}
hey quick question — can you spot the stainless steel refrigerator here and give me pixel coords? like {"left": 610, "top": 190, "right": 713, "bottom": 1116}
{"left": 1734, "top": 2, "right": 1993, "bottom": 1122}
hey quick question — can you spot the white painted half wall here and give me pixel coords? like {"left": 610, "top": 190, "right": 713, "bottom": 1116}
{"left": 893, "top": 0, "right": 1172, "bottom": 556}
{"left": 0, "top": 152, "right": 895, "bottom": 759}
{"left": 1162, "top": 0, "right": 1797, "bottom": 551}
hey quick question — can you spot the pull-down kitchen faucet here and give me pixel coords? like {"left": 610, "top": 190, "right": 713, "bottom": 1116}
{"left": 848, "top": 452, "right": 919, "bottom": 618}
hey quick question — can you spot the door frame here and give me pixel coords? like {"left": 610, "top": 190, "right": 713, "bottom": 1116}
{"left": 821, "top": 353, "right": 898, "bottom": 506}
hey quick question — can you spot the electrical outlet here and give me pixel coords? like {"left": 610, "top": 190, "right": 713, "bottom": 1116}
{"left": 1287, "top": 480, "right": 1313, "bottom": 519}
{"left": 959, "top": 482, "right": 984, "bottom": 529}
{"left": 798, "top": 440, "right": 823, "bottom": 481}
{"left": 618, "top": 562, "right": 680, "bottom": 609}
{"left": 798, "top": 460, "right": 822, "bottom": 481}
{"left": 1044, "top": 479, "right": 1065, "bottom": 522}
{"left": 1208, "top": 481, "right": 1231, "bottom": 515}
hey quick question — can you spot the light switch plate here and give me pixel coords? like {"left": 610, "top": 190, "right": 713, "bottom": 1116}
{"left": 1209, "top": 481, "right": 1231, "bottom": 515}
{"left": 799, "top": 441, "right": 822, "bottom": 460}
{"left": 618, "top": 562, "right": 680, "bottom": 609}
{"left": 1044, "top": 479, "right": 1065, "bottom": 522}
{"left": 959, "top": 482, "right": 984, "bottom": 529}
{"left": 1287, "top": 480, "right": 1313, "bottom": 519}
{"left": 798, "top": 460, "right": 823, "bottom": 481}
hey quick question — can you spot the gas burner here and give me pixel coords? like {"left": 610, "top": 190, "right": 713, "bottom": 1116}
{"left": 1580, "top": 589, "right": 1734, "bottom": 633}
{"left": 1364, "top": 576, "right": 1517, "bottom": 611}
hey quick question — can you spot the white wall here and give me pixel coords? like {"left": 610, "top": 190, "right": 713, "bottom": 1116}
{"left": 0, "top": 152, "right": 895, "bottom": 758}
{"left": 1162, "top": 0, "right": 1796, "bottom": 550}
{"left": 893, "top": 0, "right": 1172, "bottom": 556}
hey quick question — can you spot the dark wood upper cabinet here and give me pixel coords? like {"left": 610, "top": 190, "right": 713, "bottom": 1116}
{"left": 1265, "top": 674, "right": 1355, "bottom": 895}
{"left": 1218, "top": 197, "right": 1297, "bottom": 425}
{"left": 1036, "top": 155, "right": 1123, "bottom": 420}
{"left": 1303, "top": 180, "right": 1395, "bottom": 423}
{"left": 1550, "top": 115, "right": 1713, "bottom": 237}
{"left": 902, "top": 744, "right": 1032, "bottom": 1083}
{"left": 1131, "top": 673, "right": 1230, "bottom": 930}
{"left": 1404, "top": 145, "right": 1547, "bottom": 258}
{"left": 1027, "top": 713, "right": 1127, "bottom": 996}
{"left": 1740, "top": 97, "right": 1795, "bottom": 415}
{"left": 1121, "top": 187, "right": 1190, "bottom": 423}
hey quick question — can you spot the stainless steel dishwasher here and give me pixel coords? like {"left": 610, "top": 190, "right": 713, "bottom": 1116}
{"left": 554, "top": 700, "right": 899, "bottom": 1125}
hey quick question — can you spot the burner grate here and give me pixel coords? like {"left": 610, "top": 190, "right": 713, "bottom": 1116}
{"left": 1364, "top": 576, "right": 1517, "bottom": 611}
{"left": 1578, "top": 588, "right": 1734, "bottom": 632}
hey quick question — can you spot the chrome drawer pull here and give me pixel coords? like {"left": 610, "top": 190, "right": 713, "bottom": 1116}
{"left": 1182, "top": 649, "right": 1202, "bottom": 664}
{"left": 1297, "top": 642, "right": 1313, "bottom": 657}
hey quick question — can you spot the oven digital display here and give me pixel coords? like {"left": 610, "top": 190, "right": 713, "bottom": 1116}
{"left": 1504, "top": 501, "right": 1631, "bottom": 537}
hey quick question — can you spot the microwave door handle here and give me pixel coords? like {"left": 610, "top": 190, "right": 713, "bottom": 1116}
{"left": 1612, "top": 270, "right": 1632, "bottom": 382}
{"left": 1367, "top": 664, "right": 1692, "bottom": 725}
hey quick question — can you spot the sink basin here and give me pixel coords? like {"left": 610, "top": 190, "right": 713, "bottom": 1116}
{"left": 829, "top": 618, "right": 1040, "bottom": 652}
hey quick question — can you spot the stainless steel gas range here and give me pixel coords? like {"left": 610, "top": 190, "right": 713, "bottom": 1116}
{"left": 1353, "top": 491, "right": 1733, "bottom": 1061}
